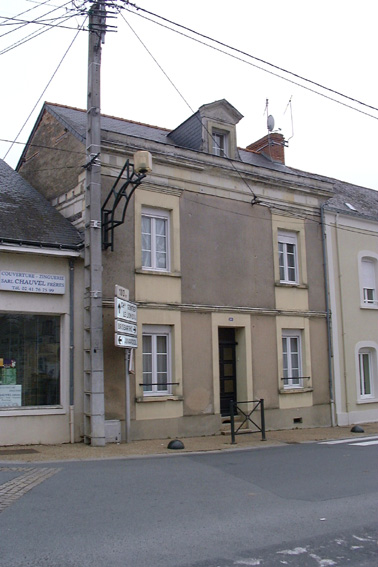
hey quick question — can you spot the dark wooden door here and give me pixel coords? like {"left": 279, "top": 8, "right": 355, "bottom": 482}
{"left": 219, "top": 328, "right": 237, "bottom": 416}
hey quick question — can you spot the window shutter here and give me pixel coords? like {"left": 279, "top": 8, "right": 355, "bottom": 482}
{"left": 362, "top": 260, "right": 375, "bottom": 288}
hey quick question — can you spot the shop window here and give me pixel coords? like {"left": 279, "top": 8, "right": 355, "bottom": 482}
{"left": 0, "top": 314, "right": 60, "bottom": 408}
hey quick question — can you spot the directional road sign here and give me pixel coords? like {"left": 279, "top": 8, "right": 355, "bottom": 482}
{"left": 115, "top": 320, "right": 137, "bottom": 336}
{"left": 115, "top": 334, "right": 138, "bottom": 348}
{"left": 115, "top": 298, "right": 137, "bottom": 323}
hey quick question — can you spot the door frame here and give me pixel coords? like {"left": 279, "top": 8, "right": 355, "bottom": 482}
{"left": 211, "top": 313, "right": 253, "bottom": 417}
{"left": 218, "top": 328, "right": 238, "bottom": 416}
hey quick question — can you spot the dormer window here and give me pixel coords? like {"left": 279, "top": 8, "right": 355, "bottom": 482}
{"left": 167, "top": 100, "right": 243, "bottom": 159}
{"left": 212, "top": 130, "right": 228, "bottom": 157}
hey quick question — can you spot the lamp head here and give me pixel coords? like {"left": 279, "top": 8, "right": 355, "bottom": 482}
{"left": 133, "top": 150, "right": 152, "bottom": 174}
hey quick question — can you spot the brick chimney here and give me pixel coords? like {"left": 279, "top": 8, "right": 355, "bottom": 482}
{"left": 247, "top": 132, "right": 286, "bottom": 164}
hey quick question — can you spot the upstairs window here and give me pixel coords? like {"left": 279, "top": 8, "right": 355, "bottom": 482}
{"left": 212, "top": 130, "right": 228, "bottom": 157}
{"left": 361, "top": 258, "right": 377, "bottom": 306}
{"left": 141, "top": 208, "right": 169, "bottom": 271}
{"left": 278, "top": 231, "right": 298, "bottom": 284}
{"left": 282, "top": 330, "right": 303, "bottom": 388}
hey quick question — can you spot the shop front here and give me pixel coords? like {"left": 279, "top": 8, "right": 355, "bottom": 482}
{"left": 0, "top": 252, "right": 83, "bottom": 446}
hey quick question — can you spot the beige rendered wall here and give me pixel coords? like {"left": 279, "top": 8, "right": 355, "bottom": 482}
{"left": 327, "top": 213, "right": 378, "bottom": 424}
{"left": 250, "top": 315, "right": 279, "bottom": 407}
{"left": 180, "top": 193, "right": 275, "bottom": 308}
{"left": 305, "top": 218, "right": 327, "bottom": 312}
{"left": 181, "top": 312, "right": 213, "bottom": 416}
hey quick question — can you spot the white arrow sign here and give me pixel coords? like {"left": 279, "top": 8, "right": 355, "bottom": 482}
{"left": 115, "top": 320, "right": 137, "bottom": 336}
{"left": 115, "top": 298, "right": 137, "bottom": 323}
{"left": 115, "top": 334, "right": 138, "bottom": 349}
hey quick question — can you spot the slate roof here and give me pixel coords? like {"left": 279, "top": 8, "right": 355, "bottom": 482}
{"left": 44, "top": 103, "right": 292, "bottom": 174}
{"left": 25, "top": 103, "right": 378, "bottom": 221}
{"left": 46, "top": 103, "right": 171, "bottom": 146}
{"left": 323, "top": 180, "right": 378, "bottom": 221}
{"left": 0, "top": 159, "right": 83, "bottom": 249}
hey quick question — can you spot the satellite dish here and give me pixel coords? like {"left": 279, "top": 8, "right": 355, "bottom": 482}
{"left": 267, "top": 115, "right": 275, "bottom": 132}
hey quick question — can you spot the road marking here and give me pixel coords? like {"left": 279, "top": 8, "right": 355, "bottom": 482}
{"left": 319, "top": 435, "right": 378, "bottom": 445}
{"left": 351, "top": 440, "right": 378, "bottom": 446}
{"left": 0, "top": 466, "right": 60, "bottom": 513}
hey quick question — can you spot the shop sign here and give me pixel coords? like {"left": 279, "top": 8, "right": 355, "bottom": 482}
{"left": 0, "top": 385, "right": 22, "bottom": 407}
{"left": 0, "top": 271, "right": 65, "bottom": 294}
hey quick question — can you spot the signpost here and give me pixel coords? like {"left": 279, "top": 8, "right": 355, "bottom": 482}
{"left": 114, "top": 286, "right": 137, "bottom": 443}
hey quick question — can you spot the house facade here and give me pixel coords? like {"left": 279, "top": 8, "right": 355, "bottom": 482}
{"left": 15, "top": 99, "right": 335, "bottom": 443}
{"left": 323, "top": 183, "right": 378, "bottom": 426}
{"left": 0, "top": 159, "right": 84, "bottom": 445}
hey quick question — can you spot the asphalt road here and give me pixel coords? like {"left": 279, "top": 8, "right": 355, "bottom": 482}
{"left": 0, "top": 437, "right": 377, "bottom": 566}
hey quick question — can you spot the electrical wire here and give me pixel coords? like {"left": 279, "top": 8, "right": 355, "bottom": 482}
{"left": 0, "top": 0, "right": 74, "bottom": 33}
{"left": 122, "top": 2, "right": 378, "bottom": 117}
{"left": 3, "top": 17, "right": 87, "bottom": 160}
{"left": 0, "top": 13, "right": 83, "bottom": 55}
{"left": 0, "top": 137, "right": 86, "bottom": 156}
{"left": 2, "top": 1, "right": 376, "bottom": 231}
{"left": 0, "top": 0, "right": 53, "bottom": 39}
{"left": 117, "top": 8, "right": 258, "bottom": 200}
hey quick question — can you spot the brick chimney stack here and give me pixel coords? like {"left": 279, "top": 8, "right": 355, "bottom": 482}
{"left": 246, "top": 132, "right": 286, "bottom": 164}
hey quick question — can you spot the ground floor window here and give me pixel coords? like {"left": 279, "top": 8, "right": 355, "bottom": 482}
{"left": 282, "top": 330, "right": 303, "bottom": 388}
{"left": 142, "top": 325, "right": 171, "bottom": 395}
{"left": 358, "top": 347, "right": 376, "bottom": 399}
{"left": 0, "top": 314, "right": 60, "bottom": 407}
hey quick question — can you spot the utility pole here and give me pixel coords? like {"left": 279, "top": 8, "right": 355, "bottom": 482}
{"left": 83, "top": 0, "right": 107, "bottom": 446}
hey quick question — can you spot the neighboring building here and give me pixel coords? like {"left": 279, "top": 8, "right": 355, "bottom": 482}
{"left": 15, "top": 99, "right": 334, "bottom": 443}
{"left": 323, "top": 182, "right": 378, "bottom": 426}
{"left": 0, "top": 159, "right": 84, "bottom": 445}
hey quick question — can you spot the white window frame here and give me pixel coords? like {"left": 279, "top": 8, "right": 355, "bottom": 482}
{"left": 357, "top": 345, "right": 377, "bottom": 401}
{"left": 360, "top": 257, "right": 377, "bottom": 308}
{"left": 282, "top": 330, "right": 303, "bottom": 389}
{"left": 212, "top": 130, "right": 229, "bottom": 157}
{"left": 278, "top": 231, "right": 298, "bottom": 284}
{"left": 141, "top": 207, "right": 170, "bottom": 272}
{"left": 142, "top": 325, "right": 171, "bottom": 396}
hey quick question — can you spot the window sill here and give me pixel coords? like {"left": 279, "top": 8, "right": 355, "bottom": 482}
{"left": 275, "top": 281, "right": 308, "bottom": 289}
{"left": 360, "top": 304, "right": 378, "bottom": 310}
{"left": 135, "top": 395, "right": 183, "bottom": 403}
{"left": 279, "top": 387, "right": 313, "bottom": 395}
{"left": 357, "top": 397, "right": 378, "bottom": 404}
{"left": 136, "top": 269, "right": 181, "bottom": 278}
{"left": 0, "top": 406, "right": 65, "bottom": 416}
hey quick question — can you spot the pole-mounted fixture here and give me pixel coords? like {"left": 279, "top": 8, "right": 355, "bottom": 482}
{"left": 102, "top": 150, "right": 152, "bottom": 251}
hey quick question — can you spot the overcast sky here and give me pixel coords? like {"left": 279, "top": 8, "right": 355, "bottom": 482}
{"left": 1, "top": 0, "right": 377, "bottom": 190}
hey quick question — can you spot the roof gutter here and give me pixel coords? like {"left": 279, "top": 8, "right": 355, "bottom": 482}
{"left": 0, "top": 238, "right": 83, "bottom": 255}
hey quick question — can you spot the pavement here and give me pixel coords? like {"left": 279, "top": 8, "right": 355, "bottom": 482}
{"left": 0, "top": 422, "right": 377, "bottom": 463}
